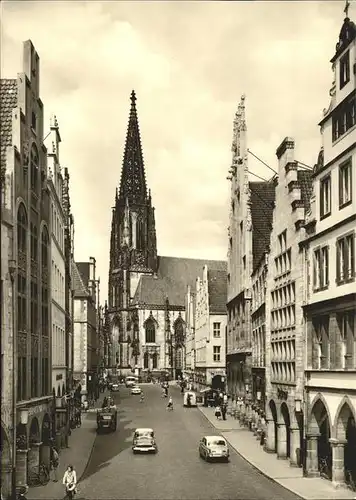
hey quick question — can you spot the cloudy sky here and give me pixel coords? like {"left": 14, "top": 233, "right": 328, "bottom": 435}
{"left": 1, "top": 1, "right": 350, "bottom": 300}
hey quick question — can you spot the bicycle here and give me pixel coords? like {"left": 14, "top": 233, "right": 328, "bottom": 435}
{"left": 345, "top": 469, "right": 356, "bottom": 492}
{"left": 28, "top": 463, "right": 50, "bottom": 486}
{"left": 319, "top": 457, "right": 331, "bottom": 479}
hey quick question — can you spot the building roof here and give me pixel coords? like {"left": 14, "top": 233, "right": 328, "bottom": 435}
{"left": 208, "top": 269, "right": 227, "bottom": 314}
{"left": 72, "top": 261, "right": 90, "bottom": 298}
{"left": 0, "top": 79, "right": 17, "bottom": 174}
{"left": 297, "top": 170, "right": 313, "bottom": 212}
{"left": 249, "top": 181, "right": 275, "bottom": 271}
{"left": 132, "top": 256, "right": 227, "bottom": 308}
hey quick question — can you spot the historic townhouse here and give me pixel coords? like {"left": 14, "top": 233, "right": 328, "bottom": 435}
{"left": 300, "top": 15, "right": 356, "bottom": 488}
{"left": 264, "top": 138, "right": 313, "bottom": 469}
{"left": 72, "top": 257, "right": 100, "bottom": 401}
{"left": 47, "top": 116, "right": 69, "bottom": 448}
{"left": 184, "top": 285, "right": 196, "bottom": 381}
{"left": 226, "top": 96, "right": 275, "bottom": 406}
{"left": 194, "top": 265, "right": 227, "bottom": 391}
{"left": 0, "top": 41, "right": 53, "bottom": 495}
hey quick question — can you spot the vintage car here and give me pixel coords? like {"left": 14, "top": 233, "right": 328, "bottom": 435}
{"left": 131, "top": 385, "right": 142, "bottom": 395}
{"left": 111, "top": 383, "right": 120, "bottom": 392}
{"left": 132, "top": 428, "right": 157, "bottom": 454}
{"left": 199, "top": 435, "right": 229, "bottom": 462}
{"left": 96, "top": 406, "right": 117, "bottom": 433}
{"left": 183, "top": 391, "right": 197, "bottom": 407}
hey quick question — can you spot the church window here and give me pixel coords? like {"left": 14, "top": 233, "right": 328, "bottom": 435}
{"left": 174, "top": 318, "right": 185, "bottom": 346}
{"left": 145, "top": 319, "right": 156, "bottom": 343}
{"left": 30, "top": 145, "right": 39, "bottom": 192}
{"left": 143, "top": 352, "right": 149, "bottom": 369}
{"left": 339, "top": 50, "right": 350, "bottom": 90}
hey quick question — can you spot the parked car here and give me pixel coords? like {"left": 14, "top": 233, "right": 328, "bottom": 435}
{"left": 199, "top": 435, "right": 229, "bottom": 462}
{"left": 131, "top": 386, "right": 142, "bottom": 395}
{"left": 132, "top": 428, "right": 157, "bottom": 454}
{"left": 126, "top": 376, "right": 137, "bottom": 388}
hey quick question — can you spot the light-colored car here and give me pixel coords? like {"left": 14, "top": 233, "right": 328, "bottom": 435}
{"left": 126, "top": 376, "right": 137, "bottom": 387}
{"left": 199, "top": 435, "right": 229, "bottom": 462}
{"left": 131, "top": 386, "right": 142, "bottom": 395}
{"left": 132, "top": 428, "right": 158, "bottom": 454}
{"left": 111, "top": 383, "right": 120, "bottom": 392}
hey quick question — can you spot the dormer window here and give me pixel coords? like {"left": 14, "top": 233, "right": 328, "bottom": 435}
{"left": 339, "top": 50, "right": 350, "bottom": 89}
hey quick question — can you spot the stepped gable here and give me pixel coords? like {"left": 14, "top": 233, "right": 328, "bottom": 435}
{"left": 249, "top": 181, "right": 276, "bottom": 271}
{"left": 72, "top": 262, "right": 90, "bottom": 298}
{"left": 132, "top": 256, "right": 227, "bottom": 308}
{"left": 208, "top": 268, "right": 227, "bottom": 314}
{"left": 0, "top": 79, "right": 17, "bottom": 174}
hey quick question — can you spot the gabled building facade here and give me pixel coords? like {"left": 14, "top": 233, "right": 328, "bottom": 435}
{"left": 226, "top": 96, "right": 275, "bottom": 408}
{"left": 107, "top": 91, "right": 226, "bottom": 379}
{"left": 301, "top": 15, "right": 356, "bottom": 487}
{"left": 0, "top": 41, "right": 53, "bottom": 495}
{"left": 72, "top": 258, "right": 99, "bottom": 401}
{"left": 194, "top": 265, "right": 227, "bottom": 391}
{"left": 264, "top": 138, "right": 313, "bottom": 469}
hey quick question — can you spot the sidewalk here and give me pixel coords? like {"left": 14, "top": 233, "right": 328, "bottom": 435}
{"left": 28, "top": 391, "right": 107, "bottom": 500}
{"left": 198, "top": 405, "right": 356, "bottom": 500}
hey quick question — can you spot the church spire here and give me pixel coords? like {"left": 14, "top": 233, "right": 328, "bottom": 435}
{"left": 118, "top": 90, "right": 147, "bottom": 204}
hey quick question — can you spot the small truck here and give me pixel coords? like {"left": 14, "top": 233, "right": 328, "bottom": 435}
{"left": 96, "top": 405, "right": 117, "bottom": 433}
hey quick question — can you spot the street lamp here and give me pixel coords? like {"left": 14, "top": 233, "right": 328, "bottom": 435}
{"left": 9, "top": 259, "right": 17, "bottom": 500}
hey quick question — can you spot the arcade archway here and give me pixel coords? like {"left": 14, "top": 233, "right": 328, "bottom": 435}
{"left": 281, "top": 403, "right": 291, "bottom": 458}
{"left": 335, "top": 401, "right": 356, "bottom": 487}
{"left": 309, "top": 398, "right": 332, "bottom": 479}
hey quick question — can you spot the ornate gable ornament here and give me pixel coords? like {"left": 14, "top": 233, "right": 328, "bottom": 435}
{"left": 313, "top": 147, "right": 324, "bottom": 176}
{"left": 143, "top": 311, "right": 159, "bottom": 328}
{"left": 333, "top": 16, "right": 356, "bottom": 61}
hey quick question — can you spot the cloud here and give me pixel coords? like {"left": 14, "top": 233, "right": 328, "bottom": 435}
{"left": 0, "top": 0, "right": 347, "bottom": 300}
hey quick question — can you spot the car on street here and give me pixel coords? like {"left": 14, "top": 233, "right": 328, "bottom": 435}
{"left": 131, "top": 385, "right": 142, "bottom": 395}
{"left": 132, "top": 428, "right": 158, "bottom": 454}
{"left": 199, "top": 435, "right": 229, "bottom": 462}
{"left": 96, "top": 406, "right": 117, "bottom": 433}
{"left": 111, "top": 383, "right": 120, "bottom": 392}
{"left": 126, "top": 376, "right": 137, "bottom": 387}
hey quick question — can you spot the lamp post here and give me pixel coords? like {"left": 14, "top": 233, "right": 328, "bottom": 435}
{"left": 9, "top": 259, "right": 17, "bottom": 500}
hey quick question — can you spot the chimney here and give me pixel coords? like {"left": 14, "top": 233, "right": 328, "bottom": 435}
{"left": 89, "top": 257, "right": 96, "bottom": 281}
{"left": 276, "top": 137, "right": 295, "bottom": 170}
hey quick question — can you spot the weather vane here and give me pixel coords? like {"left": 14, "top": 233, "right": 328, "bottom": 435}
{"left": 344, "top": 0, "right": 351, "bottom": 18}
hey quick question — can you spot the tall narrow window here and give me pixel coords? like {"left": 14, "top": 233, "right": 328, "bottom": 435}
{"left": 145, "top": 319, "right": 156, "bottom": 344}
{"left": 313, "top": 246, "right": 329, "bottom": 290}
{"left": 30, "top": 222, "right": 38, "bottom": 261}
{"left": 339, "top": 159, "right": 352, "bottom": 208}
{"left": 213, "top": 346, "right": 221, "bottom": 362}
{"left": 213, "top": 322, "right": 221, "bottom": 338}
{"left": 338, "top": 312, "right": 355, "bottom": 369}
{"left": 143, "top": 352, "right": 149, "bottom": 369}
{"left": 313, "top": 316, "right": 330, "bottom": 369}
{"left": 336, "top": 233, "right": 355, "bottom": 284}
{"left": 30, "top": 145, "right": 39, "bottom": 192}
{"left": 320, "top": 175, "right": 331, "bottom": 219}
{"left": 17, "top": 204, "right": 28, "bottom": 402}
{"left": 339, "top": 50, "right": 350, "bottom": 89}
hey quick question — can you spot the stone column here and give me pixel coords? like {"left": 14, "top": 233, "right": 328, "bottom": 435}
{"left": 277, "top": 423, "right": 287, "bottom": 459}
{"left": 40, "top": 444, "right": 51, "bottom": 469}
{"left": 16, "top": 449, "right": 29, "bottom": 488}
{"left": 305, "top": 433, "right": 320, "bottom": 477}
{"left": 27, "top": 441, "right": 42, "bottom": 471}
{"left": 330, "top": 438, "right": 347, "bottom": 488}
{"left": 264, "top": 419, "right": 276, "bottom": 453}
{"left": 289, "top": 426, "right": 301, "bottom": 467}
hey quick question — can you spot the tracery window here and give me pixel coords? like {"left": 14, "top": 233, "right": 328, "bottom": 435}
{"left": 145, "top": 318, "right": 156, "bottom": 343}
{"left": 30, "top": 145, "right": 39, "bottom": 192}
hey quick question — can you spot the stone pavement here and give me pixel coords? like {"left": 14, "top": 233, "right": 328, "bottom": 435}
{"left": 198, "top": 405, "right": 356, "bottom": 500}
{"left": 28, "top": 391, "right": 107, "bottom": 500}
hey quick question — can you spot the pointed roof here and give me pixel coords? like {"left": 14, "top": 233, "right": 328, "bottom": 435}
{"left": 72, "top": 261, "right": 90, "bottom": 298}
{"left": 118, "top": 90, "right": 147, "bottom": 204}
{"left": 0, "top": 79, "right": 17, "bottom": 174}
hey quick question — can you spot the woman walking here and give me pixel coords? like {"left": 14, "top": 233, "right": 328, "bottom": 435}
{"left": 62, "top": 464, "right": 77, "bottom": 499}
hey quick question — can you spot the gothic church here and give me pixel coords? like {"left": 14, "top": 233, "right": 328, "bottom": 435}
{"left": 106, "top": 91, "right": 226, "bottom": 378}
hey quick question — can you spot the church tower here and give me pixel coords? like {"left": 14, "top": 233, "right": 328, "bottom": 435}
{"left": 108, "top": 91, "right": 158, "bottom": 371}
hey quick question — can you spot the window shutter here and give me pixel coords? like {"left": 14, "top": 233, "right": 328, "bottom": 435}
{"left": 324, "top": 247, "right": 329, "bottom": 286}
{"left": 319, "top": 181, "right": 323, "bottom": 216}
{"left": 313, "top": 251, "right": 317, "bottom": 288}
{"left": 339, "top": 166, "right": 343, "bottom": 206}
{"left": 336, "top": 241, "right": 341, "bottom": 283}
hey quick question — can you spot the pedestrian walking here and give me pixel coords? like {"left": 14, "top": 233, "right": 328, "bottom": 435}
{"left": 223, "top": 393, "right": 228, "bottom": 405}
{"left": 75, "top": 407, "right": 81, "bottom": 428}
{"left": 50, "top": 446, "right": 59, "bottom": 482}
{"left": 215, "top": 405, "right": 222, "bottom": 420}
{"left": 221, "top": 405, "right": 227, "bottom": 421}
{"left": 62, "top": 464, "right": 77, "bottom": 500}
